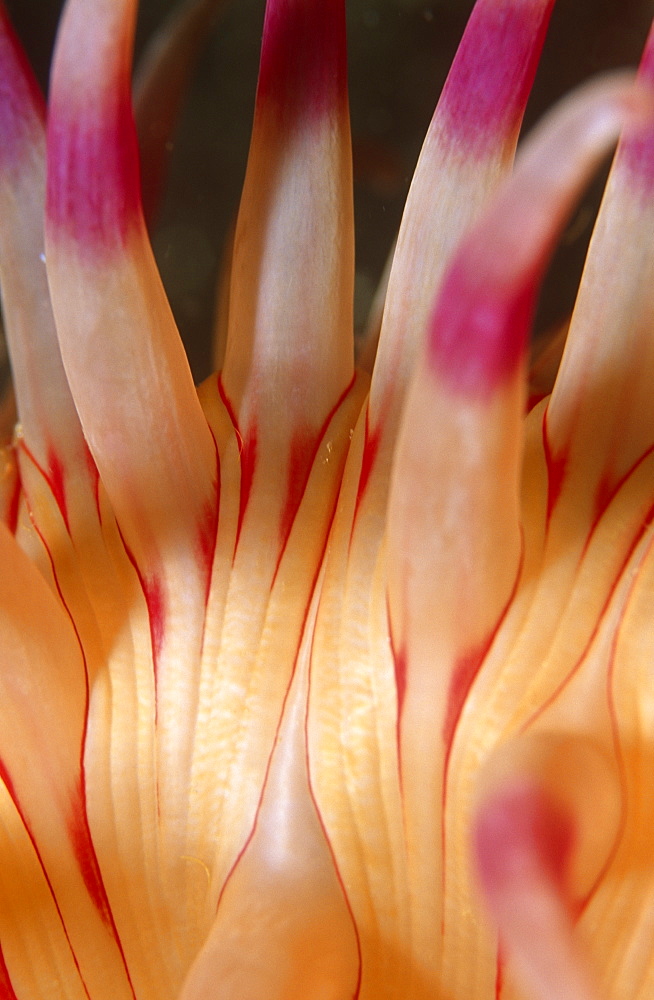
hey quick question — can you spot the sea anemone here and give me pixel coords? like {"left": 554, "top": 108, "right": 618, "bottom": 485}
{"left": 0, "top": 0, "right": 654, "bottom": 998}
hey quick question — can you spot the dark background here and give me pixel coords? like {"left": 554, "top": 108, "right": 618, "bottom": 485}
{"left": 4, "top": 0, "right": 654, "bottom": 379}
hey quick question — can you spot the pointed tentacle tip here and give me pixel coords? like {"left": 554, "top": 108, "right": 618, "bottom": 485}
{"left": 438, "top": 0, "right": 555, "bottom": 157}
{"left": 256, "top": 0, "right": 347, "bottom": 123}
{"left": 45, "top": 0, "right": 143, "bottom": 250}
{"left": 427, "top": 72, "right": 654, "bottom": 398}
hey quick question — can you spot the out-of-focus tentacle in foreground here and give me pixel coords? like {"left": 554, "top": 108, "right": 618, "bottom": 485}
{"left": 0, "top": 0, "right": 653, "bottom": 998}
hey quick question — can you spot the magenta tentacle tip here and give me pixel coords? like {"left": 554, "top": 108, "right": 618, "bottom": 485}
{"left": 438, "top": 0, "right": 554, "bottom": 156}
{"left": 46, "top": 88, "right": 142, "bottom": 249}
{"left": 256, "top": 0, "right": 347, "bottom": 122}
{"left": 427, "top": 257, "right": 538, "bottom": 395}
{"left": 620, "top": 25, "right": 654, "bottom": 193}
{"left": 475, "top": 782, "right": 574, "bottom": 899}
{"left": 0, "top": 5, "right": 45, "bottom": 170}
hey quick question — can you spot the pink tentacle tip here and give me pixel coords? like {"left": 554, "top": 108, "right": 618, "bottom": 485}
{"left": 619, "top": 29, "right": 654, "bottom": 193}
{"left": 46, "top": 87, "right": 142, "bottom": 249}
{"left": 427, "top": 257, "right": 538, "bottom": 396}
{"left": 0, "top": 6, "right": 46, "bottom": 168}
{"left": 439, "top": 0, "right": 554, "bottom": 156}
{"left": 474, "top": 782, "right": 575, "bottom": 905}
{"left": 256, "top": 0, "right": 347, "bottom": 123}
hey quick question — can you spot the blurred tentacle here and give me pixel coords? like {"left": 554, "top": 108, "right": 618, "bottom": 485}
{"left": 386, "top": 73, "right": 646, "bottom": 985}
{"left": 546, "top": 22, "right": 654, "bottom": 539}
{"left": 369, "top": 0, "right": 555, "bottom": 446}
{"left": 0, "top": 3, "right": 93, "bottom": 533}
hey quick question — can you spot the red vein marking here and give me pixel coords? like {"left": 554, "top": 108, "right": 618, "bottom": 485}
{"left": 5, "top": 461, "right": 20, "bottom": 536}
{"left": 17, "top": 441, "right": 71, "bottom": 536}
{"left": 527, "top": 389, "right": 548, "bottom": 412}
{"left": 388, "top": 603, "right": 407, "bottom": 783}
{"left": 142, "top": 574, "right": 166, "bottom": 670}
{"left": 350, "top": 408, "right": 380, "bottom": 544}
{"left": 83, "top": 443, "right": 102, "bottom": 523}
{"left": 23, "top": 508, "right": 137, "bottom": 998}
{"left": 67, "top": 786, "right": 114, "bottom": 928}
{"left": 217, "top": 376, "right": 257, "bottom": 555}
{"left": 119, "top": 531, "right": 166, "bottom": 692}
{"left": 440, "top": 545, "right": 523, "bottom": 896}
{"left": 66, "top": 784, "right": 137, "bottom": 998}
{"left": 542, "top": 406, "right": 568, "bottom": 527}
{"left": 0, "top": 938, "right": 19, "bottom": 1000}
{"left": 495, "top": 945, "right": 505, "bottom": 1000}
{"left": 589, "top": 439, "right": 654, "bottom": 544}
{"left": 212, "top": 504, "right": 362, "bottom": 995}
{"left": 443, "top": 547, "right": 523, "bottom": 782}
{"left": 523, "top": 497, "right": 654, "bottom": 737}
{"left": 305, "top": 639, "right": 363, "bottom": 1000}
{"left": 47, "top": 446, "right": 69, "bottom": 533}
{"left": 560, "top": 526, "right": 654, "bottom": 921}
{"left": 274, "top": 374, "right": 356, "bottom": 583}
{"left": 213, "top": 456, "right": 345, "bottom": 911}
{"left": 196, "top": 457, "right": 220, "bottom": 608}
{"left": 0, "top": 758, "right": 92, "bottom": 1000}
{"left": 512, "top": 509, "right": 653, "bottom": 919}
{"left": 279, "top": 426, "right": 315, "bottom": 550}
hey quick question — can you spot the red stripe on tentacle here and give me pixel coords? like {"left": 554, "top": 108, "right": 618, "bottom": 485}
{"left": 442, "top": 548, "right": 523, "bottom": 780}
{"left": 67, "top": 787, "right": 139, "bottom": 1000}
{"left": 351, "top": 410, "right": 381, "bottom": 540}
{"left": 542, "top": 406, "right": 569, "bottom": 526}
{"left": 66, "top": 787, "right": 116, "bottom": 927}
{"left": 47, "top": 447, "right": 70, "bottom": 534}
{"left": 304, "top": 722, "right": 363, "bottom": 1000}
{"left": 141, "top": 572, "right": 166, "bottom": 671}
{"left": 388, "top": 608, "right": 407, "bottom": 781}
{"left": 0, "top": 758, "right": 92, "bottom": 1000}
{"left": 590, "top": 440, "right": 654, "bottom": 539}
{"left": 0, "top": 939, "right": 19, "bottom": 1000}
{"left": 197, "top": 474, "right": 220, "bottom": 607}
{"left": 276, "top": 374, "right": 356, "bottom": 577}
{"left": 218, "top": 375, "right": 257, "bottom": 554}
{"left": 495, "top": 947, "right": 506, "bottom": 1000}
{"left": 532, "top": 492, "right": 654, "bottom": 727}
{"left": 17, "top": 440, "right": 72, "bottom": 535}
{"left": 15, "top": 496, "right": 138, "bottom": 997}
{"left": 119, "top": 532, "right": 166, "bottom": 690}
{"left": 4, "top": 465, "right": 20, "bottom": 536}
{"left": 236, "top": 431, "right": 257, "bottom": 551}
